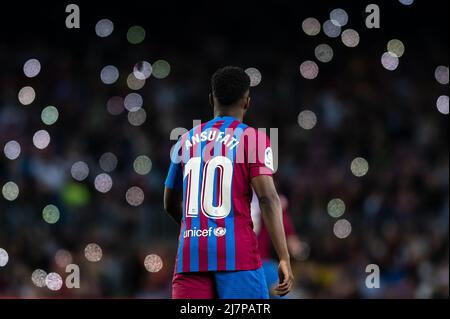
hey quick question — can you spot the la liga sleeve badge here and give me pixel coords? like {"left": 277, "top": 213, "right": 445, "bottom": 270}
{"left": 264, "top": 147, "right": 274, "bottom": 171}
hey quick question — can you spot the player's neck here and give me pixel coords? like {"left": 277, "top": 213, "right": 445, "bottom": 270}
{"left": 214, "top": 107, "right": 243, "bottom": 122}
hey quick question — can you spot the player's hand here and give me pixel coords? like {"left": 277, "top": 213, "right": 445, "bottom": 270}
{"left": 275, "top": 259, "right": 294, "bottom": 296}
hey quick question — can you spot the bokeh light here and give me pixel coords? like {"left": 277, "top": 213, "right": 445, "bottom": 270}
{"left": 436, "top": 95, "right": 449, "bottom": 115}
{"left": 300, "top": 61, "right": 319, "bottom": 80}
{"left": 296, "top": 242, "right": 311, "bottom": 261}
{"left": 41, "top": 106, "right": 59, "bottom": 125}
{"left": 31, "top": 269, "right": 47, "bottom": 287}
{"left": 2, "top": 181, "right": 19, "bottom": 201}
{"left": 127, "top": 26, "right": 146, "bottom": 44}
{"left": 152, "top": 60, "right": 171, "bottom": 79}
{"left": 99, "top": 152, "right": 118, "bottom": 172}
{"left": 128, "top": 108, "right": 147, "bottom": 126}
{"left": 381, "top": 52, "right": 399, "bottom": 71}
{"left": 71, "top": 161, "right": 89, "bottom": 181}
{"left": 95, "top": 19, "right": 114, "bottom": 37}
{"left": 387, "top": 39, "right": 405, "bottom": 58}
{"left": 23, "top": 58, "right": 41, "bottom": 78}
{"left": 333, "top": 219, "right": 352, "bottom": 239}
{"left": 330, "top": 8, "right": 348, "bottom": 27}
{"left": 144, "top": 254, "right": 163, "bottom": 273}
{"left": 133, "top": 61, "right": 152, "bottom": 80}
{"left": 302, "top": 17, "right": 321, "bottom": 36}
{"left": 94, "top": 173, "right": 113, "bottom": 193}
{"left": 127, "top": 73, "right": 146, "bottom": 90}
{"left": 55, "top": 249, "right": 73, "bottom": 268}
{"left": 351, "top": 157, "right": 369, "bottom": 177}
{"left": 298, "top": 110, "right": 317, "bottom": 130}
{"left": 341, "top": 29, "right": 360, "bottom": 47}
{"left": 33, "top": 130, "right": 51, "bottom": 149}
{"left": 434, "top": 66, "right": 449, "bottom": 85}
{"left": 106, "top": 96, "right": 125, "bottom": 115}
{"left": 42, "top": 204, "right": 60, "bottom": 224}
{"left": 85, "top": 243, "right": 103, "bottom": 262}
{"left": 45, "top": 272, "right": 63, "bottom": 291}
{"left": 62, "top": 183, "right": 90, "bottom": 207}
{"left": 245, "top": 68, "right": 262, "bottom": 87}
{"left": 100, "top": 65, "right": 119, "bottom": 84}
{"left": 126, "top": 186, "right": 145, "bottom": 206}
{"left": 18, "top": 86, "right": 36, "bottom": 105}
{"left": 124, "top": 93, "right": 143, "bottom": 112}
{"left": 323, "top": 20, "right": 341, "bottom": 38}
{"left": 0, "top": 248, "right": 8, "bottom": 267}
{"left": 314, "top": 44, "right": 333, "bottom": 63}
{"left": 327, "top": 198, "right": 346, "bottom": 218}
{"left": 133, "top": 155, "right": 152, "bottom": 175}
{"left": 399, "top": 0, "right": 414, "bottom": 5}
{"left": 4, "top": 140, "right": 21, "bottom": 160}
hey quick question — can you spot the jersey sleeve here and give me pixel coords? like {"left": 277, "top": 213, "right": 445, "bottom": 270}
{"left": 164, "top": 139, "right": 183, "bottom": 190}
{"left": 248, "top": 128, "right": 274, "bottom": 179}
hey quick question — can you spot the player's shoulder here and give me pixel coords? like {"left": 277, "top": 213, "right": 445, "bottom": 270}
{"left": 180, "top": 121, "right": 210, "bottom": 140}
{"left": 239, "top": 124, "right": 271, "bottom": 141}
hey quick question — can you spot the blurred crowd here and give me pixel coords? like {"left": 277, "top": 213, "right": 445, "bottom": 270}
{"left": 0, "top": 1, "right": 448, "bottom": 298}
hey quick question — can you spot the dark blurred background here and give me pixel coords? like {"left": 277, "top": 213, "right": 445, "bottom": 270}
{"left": 0, "top": 0, "right": 448, "bottom": 298}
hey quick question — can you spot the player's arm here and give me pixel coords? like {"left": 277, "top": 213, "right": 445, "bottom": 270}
{"left": 163, "top": 139, "right": 183, "bottom": 225}
{"left": 164, "top": 187, "right": 182, "bottom": 225}
{"left": 251, "top": 175, "right": 294, "bottom": 296}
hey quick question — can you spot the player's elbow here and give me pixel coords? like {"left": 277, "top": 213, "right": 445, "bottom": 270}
{"left": 163, "top": 188, "right": 178, "bottom": 215}
{"left": 163, "top": 198, "right": 175, "bottom": 215}
{"left": 164, "top": 198, "right": 182, "bottom": 224}
{"left": 258, "top": 193, "right": 281, "bottom": 212}
{"left": 163, "top": 200, "right": 170, "bottom": 214}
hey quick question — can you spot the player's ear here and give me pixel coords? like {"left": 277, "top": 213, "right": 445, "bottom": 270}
{"left": 243, "top": 96, "right": 251, "bottom": 111}
{"left": 209, "top": 93, "right": 214, "bottom": 107}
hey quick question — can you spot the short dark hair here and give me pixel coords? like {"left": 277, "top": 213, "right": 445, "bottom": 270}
{"left": 211, "top": 66, "right": 250, "bottom": 106}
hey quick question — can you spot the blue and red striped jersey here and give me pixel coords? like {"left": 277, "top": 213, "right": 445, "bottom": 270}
{"left": 165, "top": 116, "right": 274, "bottom": 273}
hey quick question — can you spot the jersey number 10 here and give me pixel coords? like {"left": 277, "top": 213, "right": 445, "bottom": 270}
{"left": 184, "top": 156, "right": 232, "bottom": 219}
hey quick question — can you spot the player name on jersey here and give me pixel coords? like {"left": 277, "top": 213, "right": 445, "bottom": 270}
{"left": 165, "top": 116, "right": 273, "bottom": 273}
{"left": 184, "top": 128, "right": 240, "bottom": 151}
